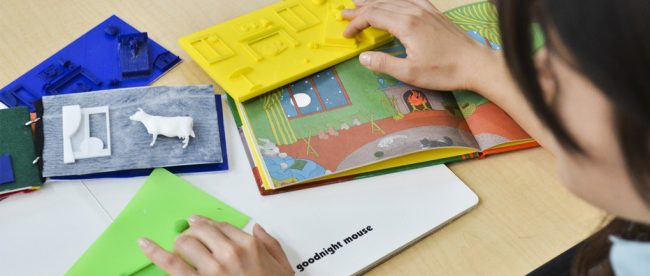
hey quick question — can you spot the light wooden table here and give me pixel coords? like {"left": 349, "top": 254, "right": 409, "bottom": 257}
{"left": 0, "top": 0, "right": 603, "bottom": 275}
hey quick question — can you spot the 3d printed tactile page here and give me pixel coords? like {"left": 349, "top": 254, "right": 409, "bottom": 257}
{"left": 0, "top": 15, "right": 180, "bottom": 112}
{"left": 41, "top": 85, "right": 222, "bottom": 177}
{"left": 179, "top": 0, "right": 393, "bottom": 102}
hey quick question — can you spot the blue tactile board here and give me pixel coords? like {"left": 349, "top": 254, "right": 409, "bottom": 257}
{"left": 0, "top": 154, "right": 15, "bottom": 185}
{"left": 0, "top": 15, "right": 181, "bottom": 112}
{"left": 49, "top": 94, "right": 229, "bottom": 180}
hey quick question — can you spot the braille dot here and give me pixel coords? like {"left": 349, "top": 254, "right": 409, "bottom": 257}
{"left": 175, "top": 219, "right": 189, "bottom": 233}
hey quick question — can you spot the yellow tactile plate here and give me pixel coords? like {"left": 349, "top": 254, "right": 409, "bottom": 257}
{"left": 179, "top": 0, "right": 393, "bottom": 102}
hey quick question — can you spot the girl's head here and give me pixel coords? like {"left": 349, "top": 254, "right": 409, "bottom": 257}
{"left": 497, "top": 0, "right": 650, "bottom": 223}
{"left": 497, "top": 0, "right": 650, "bottom": 272}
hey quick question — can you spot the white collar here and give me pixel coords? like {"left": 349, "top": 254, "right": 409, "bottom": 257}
{"left": 609, "top": 236, "right": 650, "bottom": 276}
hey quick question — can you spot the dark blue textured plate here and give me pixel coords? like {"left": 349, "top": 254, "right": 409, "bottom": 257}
{"left": 0, "top": 15, "right": 181, "bottom": 112}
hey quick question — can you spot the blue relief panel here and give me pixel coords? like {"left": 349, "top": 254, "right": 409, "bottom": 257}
{"left": 0, "top": 15, "right": 181, "bottom": 111}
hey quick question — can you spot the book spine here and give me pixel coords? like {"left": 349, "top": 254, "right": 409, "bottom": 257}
{"left": 33, "top": 100, "right": 46, "bottom": 183}
{"left": 459, "top": 152, "right": 480, "bottom": 161}
{"left": 479, "top": 141, "right": 540, "bottom": 159}
{"left": 351, "top": 154, "right": 468, "bottom": 181}
{"left": 226, "top": 95, "right": 243, "bottom": 128}
{"left": 227, "top": 96, "right": 268, "bottom": 192}
{"left": 257, "top": 154, "right": 472, "bottom": 196}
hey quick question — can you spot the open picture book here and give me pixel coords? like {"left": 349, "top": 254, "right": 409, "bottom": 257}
{"left": 227, "top": 2, "right": 541, "bottom": 194}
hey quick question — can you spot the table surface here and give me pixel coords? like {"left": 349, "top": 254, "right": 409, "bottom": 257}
{"left": 0, "top": 0, "right": 604, "bottom": 275}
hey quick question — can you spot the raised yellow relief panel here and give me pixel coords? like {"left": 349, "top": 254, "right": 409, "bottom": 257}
{"left": 179, "top": 0, "right": 393, "bottom": 102}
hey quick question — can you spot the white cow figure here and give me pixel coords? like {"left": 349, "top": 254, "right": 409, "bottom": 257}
{"left": 129, "top": 108, "right": 196, "bottom": 149}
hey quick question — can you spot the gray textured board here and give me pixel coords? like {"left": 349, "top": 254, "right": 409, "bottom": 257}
{"left": 42, "top": 85, "right": 222, "bottom": 177}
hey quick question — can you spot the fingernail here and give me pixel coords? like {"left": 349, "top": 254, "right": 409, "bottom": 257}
{"left": 359, "top": 52, "right": 371, "bottom": 66}
{"left": 138, "top": 238, "right": 151, "bottom": 249}
{"left": 255, "top": 223, "right": 268, "bottom": 233}
{"left": 188, "top": 215, "right": 201, "bottom": 224}
{"left": 353, "top": 0, "right": 365, "bottom": 5}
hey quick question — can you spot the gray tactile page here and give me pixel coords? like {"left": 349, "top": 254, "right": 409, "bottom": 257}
{"left": 41, "top": 85, "right": 222, "bottom": 177}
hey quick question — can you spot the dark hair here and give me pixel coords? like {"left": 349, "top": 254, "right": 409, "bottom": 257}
{"left": 496, "top": 0, "right": 650, "bottom": 274}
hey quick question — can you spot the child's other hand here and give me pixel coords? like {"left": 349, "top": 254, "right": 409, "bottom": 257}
{"left": 342, "top": 0, "right": 496, "bottom": 92}
{"left": 139, "top": 216, "right": 294, "bottom": 276}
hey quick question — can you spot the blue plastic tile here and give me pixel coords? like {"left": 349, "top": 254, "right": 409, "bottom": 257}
{"left": 154, "top": 51, "right": 181, "bottom": 71}
{"left": 0, "top": 15, "right": 181, "bottom": 111}
{"left": 0, "top": 154, "right": 15, "bottom": 185}
{"left": 118, "top": 32, "right": 152, "bottom": 77}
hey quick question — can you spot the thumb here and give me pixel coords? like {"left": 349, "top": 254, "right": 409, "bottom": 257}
{"left": 253, "top": 224, "right": 291, "bottom": 267}
{"left": 358, "top": 51, "right": 411, "bottom": 81}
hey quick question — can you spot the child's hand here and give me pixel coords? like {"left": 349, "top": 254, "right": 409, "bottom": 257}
{"left": 342, "top": 0, "right": 497, "bottom": 92}
{"left": 139, "top": 216, "right": 294, "bottom": 276}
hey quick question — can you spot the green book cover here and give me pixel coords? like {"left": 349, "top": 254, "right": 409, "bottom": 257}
{"left": 0, "top": 107, "right": 42, "bottom": 194}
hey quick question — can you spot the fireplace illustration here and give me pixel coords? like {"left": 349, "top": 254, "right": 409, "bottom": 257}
{"left": 403, "top": 89, "right": 432, "bottom": 112}
{"left": 381, "top": 83, "right": 445, "bottom": 115}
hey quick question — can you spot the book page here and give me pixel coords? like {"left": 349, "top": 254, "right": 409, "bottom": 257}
{"left": 445, "top": 2, "right": 535, "bottom": 151}
{"left": 241, "top": 40, "right": 480, "bottom": 188}
{"left": 452, "top": 90, "right": 532, "bottom": 151}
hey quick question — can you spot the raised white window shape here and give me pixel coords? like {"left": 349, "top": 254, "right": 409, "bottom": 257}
{"left": 62, "top": 105, "right": 111, "bottom": 164}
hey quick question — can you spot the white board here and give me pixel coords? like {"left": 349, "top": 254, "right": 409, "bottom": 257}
{"left": 225, "top": 165, "right": 476, "bottom": 275}
{"left": 0, "top": 101, "right": 478, "bottom": 276}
